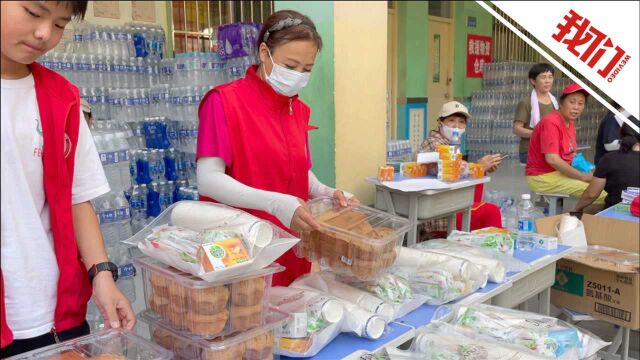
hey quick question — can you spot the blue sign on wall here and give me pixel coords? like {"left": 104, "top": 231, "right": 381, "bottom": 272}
{"left": 467, "top": 16, "right": 477, "bottom": 28}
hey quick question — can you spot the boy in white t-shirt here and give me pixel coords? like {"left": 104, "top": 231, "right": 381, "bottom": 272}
{"left": 1, "top": 1, "right": 134, "bottom": 356}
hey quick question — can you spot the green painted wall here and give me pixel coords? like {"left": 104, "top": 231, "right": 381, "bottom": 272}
{"left": 453, "top": 1, "right": 493, "bottom": 99}
{"left": 395, "top": 1, "right": 428, "bottom": 139}
{"left": 274, "top": 1, "right": 336, "bottom": 187}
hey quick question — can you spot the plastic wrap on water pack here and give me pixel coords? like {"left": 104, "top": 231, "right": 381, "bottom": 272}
{"left": 433, "top": 304, "right": 610, "bottom": 359}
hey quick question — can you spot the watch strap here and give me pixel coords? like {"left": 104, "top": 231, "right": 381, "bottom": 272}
{"left": 88, "top": 262, "right": 118, "bottom": 283}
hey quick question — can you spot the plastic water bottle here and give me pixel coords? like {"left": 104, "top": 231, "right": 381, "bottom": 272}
{"left": 136, "top": 150, "right": 152, "bottom": 184}
{"left": 450, "top": 129, "right": 461, "bottom": 146}
{"left": 147, "top": 182, "right": 161, "bottom": 218}
{"left": 164, "top": 148, "right": 178, "bottom": 181}
{"left": 113, "top": 192, "right": 132, "bottom": 241}
{"left": 517, "top": 194, "right": 535, "bottom": 251}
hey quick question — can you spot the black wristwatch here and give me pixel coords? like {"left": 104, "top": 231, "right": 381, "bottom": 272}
{"left": 88, "top": 262, "right": 118, "bottom": 283}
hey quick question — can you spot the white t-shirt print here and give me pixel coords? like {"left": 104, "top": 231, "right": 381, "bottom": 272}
{"left": 1, "top": 74, "right": 110, "bottom": 339}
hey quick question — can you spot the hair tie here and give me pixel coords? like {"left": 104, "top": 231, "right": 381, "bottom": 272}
{"left": 264, "top": 18, "right": 303, "bottom": 42}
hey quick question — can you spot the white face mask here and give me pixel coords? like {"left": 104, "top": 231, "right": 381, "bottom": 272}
{"left": 264, "top": 48, "right": 310, "bottom": 97}
{"left": 441, "top": 124, "right": 465, "bottom": 141}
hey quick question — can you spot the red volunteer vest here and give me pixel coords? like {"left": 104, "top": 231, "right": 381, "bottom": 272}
{"left": 1, "top": 63, "right": 91, "bottom": 347}
{"left": 198, "top": 65, "right": 312, "bottom": 286}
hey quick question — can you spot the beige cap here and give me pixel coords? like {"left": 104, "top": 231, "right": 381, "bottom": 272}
{"left": 80, "top": 99, "right": 91, "bottom": 113}
{"left": 438, "top": 101, "right": 470, "bottom": 119}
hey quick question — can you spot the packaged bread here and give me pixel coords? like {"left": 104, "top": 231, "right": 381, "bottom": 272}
{"left": 142, "top": 309, "right": 287, "bottom": 360}
{"left": 135, "top": 256, "right": 283, "bottom": 339}
{"left": 10, "top": 329, "right": 171, "bottom": 360}
{"left": 296, "top": 197, "right": 411, "bottom": 280}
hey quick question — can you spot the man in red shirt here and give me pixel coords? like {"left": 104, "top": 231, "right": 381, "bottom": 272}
{"left": 526, "top": 83, "right": 606, "bottom": 203}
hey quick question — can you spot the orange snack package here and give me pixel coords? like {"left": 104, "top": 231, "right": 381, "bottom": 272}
{"left": 198, "top": 238, "right": 250, "bottom": 272}
{"left": 377, "top": 165, "right": 395, "bottom": 182}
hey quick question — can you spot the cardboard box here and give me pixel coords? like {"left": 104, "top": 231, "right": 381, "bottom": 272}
{"left": 536, "top": 214, "right": 640, "bottom": 329}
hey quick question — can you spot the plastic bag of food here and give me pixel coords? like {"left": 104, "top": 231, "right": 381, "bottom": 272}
{"left": 125, "top": 201, "right": 299, "bottom": 282}
{"left": 448, "top": 229, "right": 516, "bottom": 255}
{"left": 290, "top": 272, "right": 396, "bottom": 322}
{"left": 269, "top": 287, "right": 344, "bottom": 357}
{"left": 393, "top": 247, "right": 488, "bottom": 305}
{"left": 414, "top": 239, "right": 529, "bottom": 282}
{"left": 289, "top": 273, "right": 390, "bottom": 339}
{"left": 335, "top": 271, "right": 429, "bottom": 319}
{"left": 435, "top": 304, "right": 610, "bottom": 359}
{"left": 411, "top": 323, "right": 547, "bottom": 359}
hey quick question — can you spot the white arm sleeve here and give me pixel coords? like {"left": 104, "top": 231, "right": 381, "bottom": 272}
{"left": 197, "top": 157, "right": 301, "bottom": 228}
{"left": 604, "top": 140, "right": 620, "bottom": 152}
{"left": 308, "top": 170, "right": 335, "bottom": 199}
{"left": 308, "top": 170, "right": 354, "bottom": 200}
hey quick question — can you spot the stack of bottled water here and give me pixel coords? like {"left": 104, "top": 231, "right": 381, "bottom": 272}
{"left": 467, "top": 89, "right": 524, "bottom": 164}
{"left": 38, "top": 52, "right": 160, "bottom": 89}
{"left": 67, "top": 24, "right": 136, "bottom": 57}
{"left": 67, "top": 23, "right": 164, "bottom": 60}
{"left": 128, "top": 23, "right": 166, "bottom": 60}
{"left": 92, "top": 120, "right": 135, "bottom": 193}
{"left": 468, "top": 61, "right": 607, "bottom": 164}
{"left": 386, "top": 140, "right": 413, "bottom": 163}
{"left": 80, "top": 87, "right": 111, "bottom": 120}
{"left": 218, "top": 22, "right": 261, "bottom": 81}
{"left": 173, "top": 52, "right": 228, "bottom": 86}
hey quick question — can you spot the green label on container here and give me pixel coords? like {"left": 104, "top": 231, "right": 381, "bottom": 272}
{"left": 553, "top": 269, "right": 584, "bottom": 296}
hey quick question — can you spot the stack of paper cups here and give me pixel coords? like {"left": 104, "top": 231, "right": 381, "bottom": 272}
{"left": 171, "top": 201, "right": 274, "bottom": 256}
{"left": 325, "top": 279, "right": 395, "bottom": 321}
{"left": 341, "top": 300, "right": 386, "bottom": 340}
{"left": 398, "top": 247, "right": 471, "bottom": 279}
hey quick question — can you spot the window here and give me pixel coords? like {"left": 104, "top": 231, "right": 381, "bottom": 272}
{"left": 171, "top": 1, "right": 274, "bottom": 54}
{"left": 428, "top": 1, "right": 451, "bottom": 19}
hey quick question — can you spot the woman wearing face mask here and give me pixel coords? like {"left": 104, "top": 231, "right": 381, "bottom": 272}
{"left": 417, "top": 101, "right": 503, "bottom": 238}
{"left": 526, "top": 83, "right": 606, "bottom": 203}
{"left": 196, "top": 10, "right": 356, "bottom": 286}
{"left": 420, "top": 101, "right": 502, "bottom": 174}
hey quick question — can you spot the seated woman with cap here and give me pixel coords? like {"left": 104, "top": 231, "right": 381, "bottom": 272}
{"left": 417, "top": 101, "right": 503, "bottom": 238}
{"left": 526, "top": 83, "right": 607, "bottom": 203}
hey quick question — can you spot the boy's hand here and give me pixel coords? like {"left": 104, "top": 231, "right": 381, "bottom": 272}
{"left": 92, "top": 272, "right": 136, "bottom": 330}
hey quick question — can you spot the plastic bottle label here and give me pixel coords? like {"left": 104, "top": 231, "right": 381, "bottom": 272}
{"left": 518, "top": 219, "right": 534, "bottom": 232}
{"left": 98, "top": 210, "right": 117, "bottom": 224}
{"left": 118, "top": 263, "right": 136, "bottom": 279}
{"left": 116, "top": 207, "right": 131, "bottom": 221}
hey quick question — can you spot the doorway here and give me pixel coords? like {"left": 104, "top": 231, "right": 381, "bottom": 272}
{"left": 426, "top": 16, "right": 453, "bottom": 132}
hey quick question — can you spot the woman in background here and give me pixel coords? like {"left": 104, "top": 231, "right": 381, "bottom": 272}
{"left": 513, "top": 63, "right": 558, "bottom": 165}
{"left": 575, "top": 118, "right": 640, "bottom": 212}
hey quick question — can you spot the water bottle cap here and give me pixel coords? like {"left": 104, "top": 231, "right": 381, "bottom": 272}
{"left": 522, "top": 194, "right": 531, "bottom": 200}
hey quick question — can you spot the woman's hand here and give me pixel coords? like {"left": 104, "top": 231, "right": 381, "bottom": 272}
{"left": 478, "top": 154, "right": 503, "bottom": 173}
{"left": 92, "top": 272, "right": 135, "bottom": 330}
{"left": 290, "top": 199, "right": 321, "bottom": 233}
{"left": 334, "top": 190, "right": 359, "bottom": 207}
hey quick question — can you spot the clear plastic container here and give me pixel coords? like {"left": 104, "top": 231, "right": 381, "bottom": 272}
{"left": 134, "top": 255, "right": 284, "bottom": 339}
{"left": 8, "top": 328, "right": 172, "bottom": 359}
{"left": 573, "top": 245, "right": 639, "bottom": 269}
{"left": 296, "top": 197, "right": 411, "bottom": 280}
{"left": 141, "top": 309, "right": 288, "bottom": 360}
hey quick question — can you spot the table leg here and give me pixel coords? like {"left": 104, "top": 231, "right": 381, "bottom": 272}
{"left": 446, "top": 213, "right": 456, "bottom": 234}
{"left": 622, "top": 327, "right": 629, "bottom": 360}
{"left": 539, "top": 288, "right": 550, "bottom": 316}
{"left": 381, "top": 189, "right": 397, "bottom": 216}
{"left": 407, "top": 195, "right": 419, "bottom": 247}
{"left": 461, "top": 207, "right": 472, "bottom": 232}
